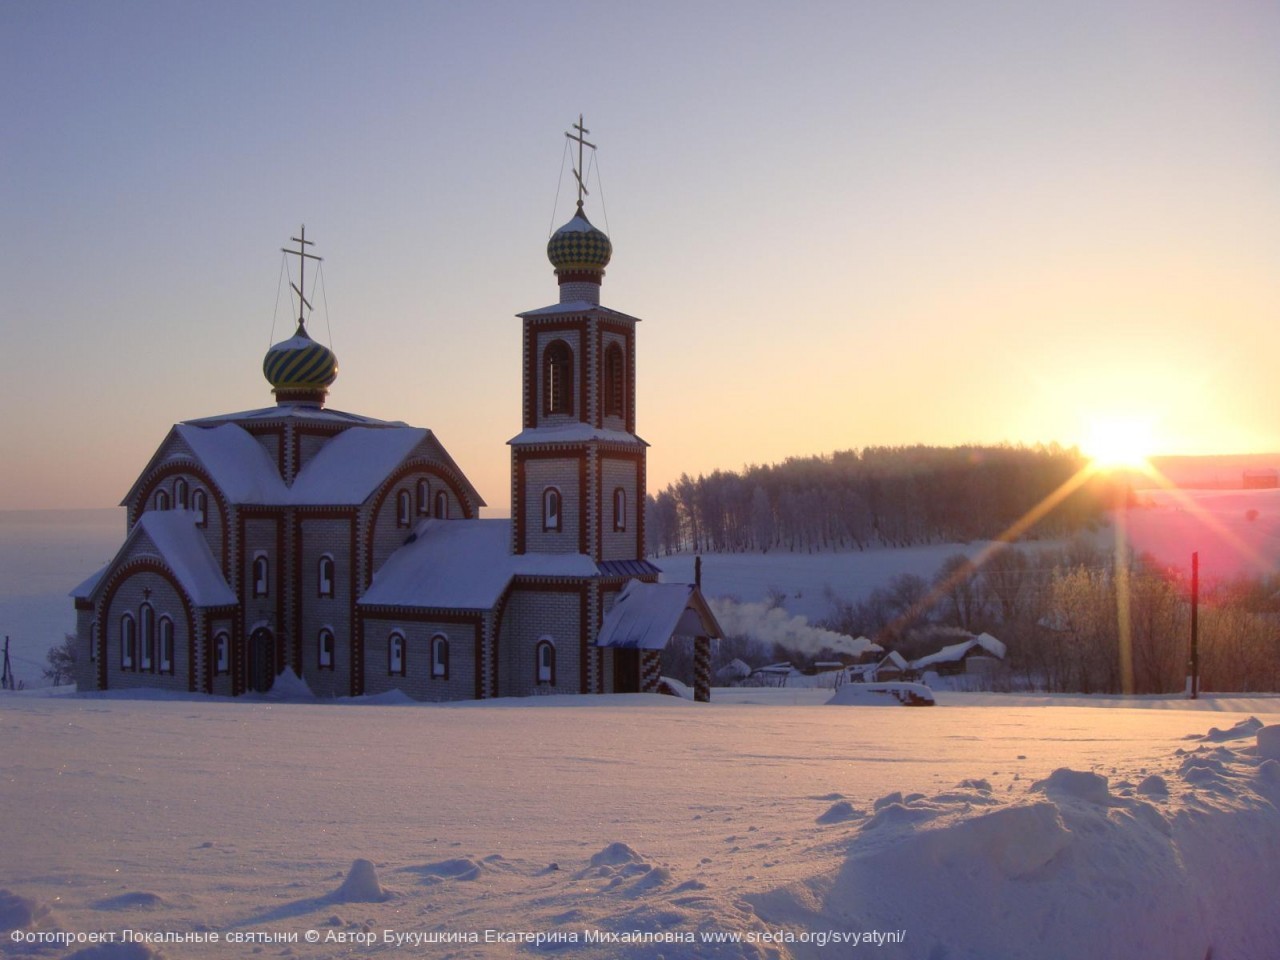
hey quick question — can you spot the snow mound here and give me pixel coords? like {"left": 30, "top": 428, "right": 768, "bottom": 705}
{"left": 332, "top": 859, "right": 388, "bottom": 902}
{"left": 816, "top": 800, "right": 864, "bottom": 824}
{"left": 827, "top": 681, "right": 935, "bottom": 706}
{"left": 1195, "top": 716, "right": 1263, "bottom": 742}
{"left": 66, "top": 945, "right": 166, "bottom": 960}
{"left": 0, "top": 889, "right": 53, "bottom": 932}
{"left": 263, "top": 667, "right": 314, "bottom": 701}
{"left": 589, "top": 842, "right": 645, "bottom": 868}
{"left": 1031, "top": 767, "right": 1114, "bottom": 805}
{"left": 1257, "top": 724, "right": 1280, "bottom": 761}
{"left": 1136, "top": 773, "right": 1169, "bottom": 796}
{"left": 92, "top": 891, "right": 167, "bottom": 911}
{"left": 914, "top": 802, "right": 1072, "bottom": 878}
{"left": 412, "top": 857, "right": 484, "bottom": 882}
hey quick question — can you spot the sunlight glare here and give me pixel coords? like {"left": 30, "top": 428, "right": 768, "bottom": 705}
{"left": 1084, "top": 416, "right": 1156, "bottom": 471}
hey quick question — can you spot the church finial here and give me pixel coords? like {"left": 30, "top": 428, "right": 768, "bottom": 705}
{"left": 282, "top": 225, "right": 323, "bottom": 330}
{"left": 565, "top": 114, "right": 596, "bottom": 214}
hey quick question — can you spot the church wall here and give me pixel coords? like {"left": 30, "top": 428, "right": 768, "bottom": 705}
{"left": 522, "top": 458, "right": 583, "bottom": 554}
{"left": 295, "top": 431, "right": 332, "bottom": 478}
{"left": 205, "top": 614, "right": 235, "bottom": 696}
{"left": 240, "top": 513, "right": 284, "bottom": 646}
{"left": 296, "top": 515, "right": 356, "bottom": 697}
{"left": 497, "top": 584, "right": 585, "bottom": 697}
{"left": 596, "top": 326, "right": 633, "bottom": 434}
{"left": 360, "top": 614, "right": 482, "bottom": 702}
{"left": 532, "top": 325, "right": 586, "bottom": 428}
{"left": 599, "top": 455, "right": 643, "bottom": 562}
{"left": 100, "top": 566, "right": 191, "bottom": 693}
{"left": 74, "top": 605, "right": 97, "bottom": 691}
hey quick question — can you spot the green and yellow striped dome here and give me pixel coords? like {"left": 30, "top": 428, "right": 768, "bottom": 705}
{"left": 263, "top": 324, "right": 338, "bottom": 401}
{"left": 547, "top": 210, "right": 612, "bottom": 275}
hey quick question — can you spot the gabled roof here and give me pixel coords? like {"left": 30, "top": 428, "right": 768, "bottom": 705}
{"left": 594, "top": 580, "right": 723, "bottom": 650}
{"left": 517, "top": 300, "right": 643, "bottom": 324}
{"left": 185, "top": 405, "right": 404, "bottom": 427}
{"left": 173, "top": 423, "right": 288, "bottom": 503}
{"left": 913, "top": 633, "right": 1006, "bottom": 671}
{"left": 73, "top": 511, "right": 236, "bottom": 608}
{"left": 359, "top": 519, "right": 597, "bottom": 611}
{"left": 291, "top": 426, "right": 433, "bottom": 505}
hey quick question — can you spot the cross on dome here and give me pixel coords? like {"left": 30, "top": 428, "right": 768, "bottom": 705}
{"left": 282, "top": 225, "right": 323, "bottom": 330}
{"left": 565, "top": 114, "right": 596, "bottom": 213}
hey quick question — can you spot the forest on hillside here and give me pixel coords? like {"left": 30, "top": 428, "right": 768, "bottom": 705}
{"left": 645, "top": 444, "right": 1118, "bottom": 555}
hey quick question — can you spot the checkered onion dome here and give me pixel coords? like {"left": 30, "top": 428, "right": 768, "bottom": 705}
{"left": 546, "top": 210, "right": 612, "bottom": 274}
{"left": 263, "top": 324, "right": 338, "bottom": 391}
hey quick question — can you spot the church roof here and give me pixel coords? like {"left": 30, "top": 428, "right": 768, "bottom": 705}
{"left": 517, "top": 300, "right": 642, "bottom": 324}
{"left": 360, "top": 518, "right": 598, "bottom": 610}
{"left": 185, "top": 405, "right": 404, "bottom": 427}
{"left": 507, "top": 423, "right": 648, "bottom": 448}
{"left": 174, "top": 423, "right": 288, "bottom": 503}
{"left": 291, "top": 426, "right": 435, "bottom": 505}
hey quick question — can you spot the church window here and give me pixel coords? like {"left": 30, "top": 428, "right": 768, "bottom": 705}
{"left": 544, "top": 340, "right": 574, "bottom": 416}
{"left": 543, "top": 487, "right": 562, "bottom": 532}
{"left": 89, "top": 622, "right": 97, "bottom": 662}
{"left": 252, "top": 553, "right": 269, "bottom": 598}
{"left": 214, "top": 632, "right": 230, "bottom": 676}
{"left": 174, "top": 478, "right": 189, "bottom": 510}
{"left": 536, "top": 638, "right": 556, "bottom": 685}
{"left": 416, "top": 479, "right": 430, "bottom": 515}
{"left": 318, "top": 554, "right": 335, "bottom": 598}
{"left": 435, "top": 490, "right": 448, "bottom": 519}
{"left": 431, "top": 634, "right": 449, "bottom": 679}
{"left": 388, "top": 632, "right": 406, "bottom": 677}
{"left": 121, "top": 614, "right": 136, "bottom": 670}
{"left": 192, "top": 488, "right": 208, "bottom": 527}
{"left": 158, "top": 617, "right": 174, "bottom": 674}
{"left": 140, "top": 603, "right": 155, "bottom": 672}
{"left": 396, "top": 490, "right": 412, "bottom": 527}
{"left": 154, "top": 489, "right": 171, "bottom": 511}
{"left": 604, "top": 343, "right": 625, "bottom": 418}
{"left": 318, "top": 629, "right": 335, "bottom": 670}
{"left": 613, "top": 488, "right": 627, "bottom": 532}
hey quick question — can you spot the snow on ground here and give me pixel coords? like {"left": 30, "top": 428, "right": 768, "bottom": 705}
{"left": 2, "top": 689, "right": 1279, "bottom": 959}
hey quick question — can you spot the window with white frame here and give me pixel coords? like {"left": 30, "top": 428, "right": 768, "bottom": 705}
{"left": 388, "top": 632, "right": 406, "bottom": 677}
{"left": 435, "top": 490, "right": 448, "bottom": 519}
{"left": 397, "top": 489, "right": 412, "bottom": 527}
{"left": 318, "top": 554, "right": 335, "bottom": 598}
{"left": 543, "top": 487, "right": 562, "bottom": 532}
{"left": 174, "top": 478, "right": 189, "bottom": 510}
{"left": 431, "top": 634, "right": 448, "bottom": 679}
{"left": 604, "top": 343, "right": 625, "bottom": 419}
{"left": 252, "top": 552, "right": 269, "bottom": 598}
{"left": 154, "top": 489, "right": 171, "bottom": 511}
{"left": 214, "top": 632, "right": 230, "bottom": 675}
{"left": 613, "top": 487, "right": 627, "bottom": 532}
{"left": 121, "top": 614, "right": 136, "bottom": 669}
{"left": 318, "top": 628, "right": 335, "bottom": 670}
{"left": 544, "top": 340, "right": 574, "bottom": 416}
{"left": 192, "top": 488, "right": 208, "bottom": 527}
{"left": 159, "top": 617, "right": 174, "bottom": 674}
{"left": 140, "top": 603, "right": 155, "bottom": 672}
{"left": 417, "top": 479, "right": 430, "bottom": 515}
{"left": 536, "top": 638, "right": 555, "bottom": 685}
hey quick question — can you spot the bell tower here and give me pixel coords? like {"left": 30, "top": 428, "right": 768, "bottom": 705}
{"left": 509, "top": 117, "right": 648, "bottom": 564}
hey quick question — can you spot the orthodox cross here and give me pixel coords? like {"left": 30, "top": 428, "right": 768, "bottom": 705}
{"left": 564, "top": 114, "right": 596, "bottom": 212}
{"left": 282, "top": 225, "right": 323, "bottom": 329}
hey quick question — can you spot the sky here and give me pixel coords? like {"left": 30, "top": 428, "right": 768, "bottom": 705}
{"left": 2, "top": 0, "right": 1277, "bottom": 513}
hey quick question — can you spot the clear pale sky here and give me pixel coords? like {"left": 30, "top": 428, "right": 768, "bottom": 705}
{"left": 2, "top": 1, "right": 1277, "bottom": 513}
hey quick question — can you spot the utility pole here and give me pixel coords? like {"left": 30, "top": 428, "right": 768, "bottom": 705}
{"left": 1, "top": 636, "right": 13, "bottom": 690}
{"left": 1189, "top": 552, "right": 1200, "bottom": 700}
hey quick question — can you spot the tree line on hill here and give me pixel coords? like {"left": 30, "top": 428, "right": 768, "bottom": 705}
{"left": 645, "top": 444, "right": 1119, "bottom": 556}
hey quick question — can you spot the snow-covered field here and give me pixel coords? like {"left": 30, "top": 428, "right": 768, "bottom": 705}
{"left": 3, "top": 688, "right": 1279, "bottom": 960}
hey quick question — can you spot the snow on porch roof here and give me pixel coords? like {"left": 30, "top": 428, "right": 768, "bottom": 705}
{"left": 594, "top": 580, "right": 724, "bottom": 651}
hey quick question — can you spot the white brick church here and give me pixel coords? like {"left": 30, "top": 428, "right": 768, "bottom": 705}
{"left": 71, "top": 132, "right": 720, "bottom": 700}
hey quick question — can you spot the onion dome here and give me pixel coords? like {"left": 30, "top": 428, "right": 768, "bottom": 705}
{"left": 263, "top": 323, "right": 338, "bottom": 406}
{"left": 547, "top": 209, "right": 612, "bottom": 286}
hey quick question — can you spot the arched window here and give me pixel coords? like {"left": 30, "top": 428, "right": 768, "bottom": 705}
{"left": 318, "top": 628, "right": 335, "bottom": 670}
{"left": 397, "top": 489, "right": 412, "bottom": 527}
{"left": 174, "top": 478, "right": 189, "bottom": 510}
{"left": 604, "top": 343, "right": 625, "bottom": 418}
{"left": 140, "top": 603, "right": 155, "bottom": 672}
{"left": 544, "top": 340, "right": 574, "bottom": 416}
{"left": 388, "top": 632, "right": 406, "bottom": 677}
{"left": 252, "top": 553, "right": 269, "bottom": 598}
{"left": 214, "top": 632, "right": 230, "bottom": 676}
{"left": 120, "top": 614, "right": 135, "bottom": 670}
{"left": 543, "top": 487, "right": 562, "bottom": 532}
{"left": 318, "top": 554, "right": 335, "bottom": 598}
{"left": 435, "top": 490, "right": 448, "bottom": 519}
{"left": 431, "top": 634, "right": 449, "bottom": 679}
{"left": 613, "top": 487, "right": 627, "bottom": 532}
{"left": 154, "top": 489, "right": 171, "bottom": 511}
{"left": 416, "top": 479, "right": 430, "bottom": 515}
{"left": 158, "top": 617, "right": 174, "bottom": 674}
{"left": 89, "top": 622, "right": 97, "bottom": 663}
{"left": 535, "top": 638, "right": 556, "bottom": 685}
{"left": 192, "top": 488, "right": 208, "bottom": 527}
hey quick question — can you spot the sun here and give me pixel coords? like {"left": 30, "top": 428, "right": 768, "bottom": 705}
{"left": 1083, "top": 416, "right": 1156, "bottom": 471}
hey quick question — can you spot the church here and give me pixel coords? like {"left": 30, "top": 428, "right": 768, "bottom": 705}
{"left": 71, "top": 123, "right": 721, "bottom": 701}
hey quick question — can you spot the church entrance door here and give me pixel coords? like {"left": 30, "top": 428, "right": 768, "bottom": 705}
{"left": 613, "top": 649, "right": 640, "bottom": 693}
{"left": 247, "top": 628, "right": 276, "bottom": 693}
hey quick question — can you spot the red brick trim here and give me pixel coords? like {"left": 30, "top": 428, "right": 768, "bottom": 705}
{"left": 95, "top": 559, "right": 197, "bottom": 693}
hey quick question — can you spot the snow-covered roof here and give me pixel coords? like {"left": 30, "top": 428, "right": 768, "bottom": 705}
{"left": 186, "top": 405, "right": 404, "bottom": 427}
{"left": 880, "top": 650, "right": 910, "bottom": 671}
{"left": 508, "top": 424, "right": 648, "bottom": 447}
{"left": 291, "top": 427, "right": 433, "bottom": 505}
{"left": 517, "top": 301, "right": 642, "bottom": 324}
{"left": 360, "top": 519, "right": 598, "bottom": 610}
{"left": 82, "top": 511, "right": 236, "bottom": 607}
{"left": 173, "top": 423, "right": 288, "bottom": 503}
{"left": 913, "top": 633, "right": 1006, "bottom": 671}
{"left": 70, "top": 564, "right": 108, "bottom": 601}
{"left": 595, "top": 580, "right": 723, "bottom": 650}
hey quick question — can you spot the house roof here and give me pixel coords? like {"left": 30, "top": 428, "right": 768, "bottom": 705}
{"left": 913, "top": 633, "right": 1007, "bottom": 671}
{"left": 594, "top": 580, "right": 723, "bottom": 650}
{"left": 359, "top": 519, "right": 598, "bottom": 610}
